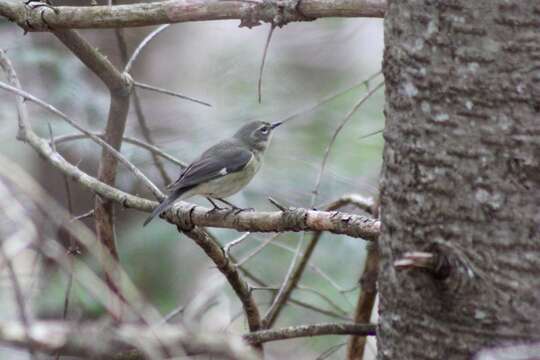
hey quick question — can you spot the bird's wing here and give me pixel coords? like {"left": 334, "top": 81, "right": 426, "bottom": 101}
{"left": 167, "top": 142, "right": 253, "bottom": 192}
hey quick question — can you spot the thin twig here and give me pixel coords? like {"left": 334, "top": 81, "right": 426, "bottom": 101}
{"left": 53, "top": 133, "right": 187, "bottom": 168}
{"left": 312, "top": 81, "right": 384, "bottom": 202}
{"left": 124, "top": 24, "right": 170, "bottom": 74}
{"left": 278, "top": 70, "right": 382, "bottom": 125}
{"left": 60, "top": 179, "right": 78, "bottom": 318}
{"left": 71, "top": 209, "right": 94, "bottom": 222}
{"left": 235, "top": 233, "right": 279, "bottom": 267}
{"left": 252, "top": 285, "right": 349, "bottom": 317}
{"left": 0, "top": 154, "right": 167, "bottom": 326}
{"left": 238, "top": 265, "right": 350, "bottom": 321}
{"left": 114, "top": 24, "right": 173, "bottom": 185}
{"left": 0, "top": 248, "right": 37, "bottom": 360}
{"left": 0, "top": 81, "right": 164, "bottom": 200}
{"left": 258, "top": 23, "right": 275, "bottom": 103}
{"left": 243, "top": 322, "right": 376, "bottom": 344}
{"left": 358, "top": 128, "right": 383, "bottom": 140}
{"left": 223, "top": 232, "right": 251, "bottom": 259}
{"left": 317, "top": 342, "right": 347, "bottom": 360}
{"left": 240, "top": 234, "right": 349, "bottom": 294}
{"left": 134, "top": 81, "right": 212, "bottom": 107}
{"left": 179, "top": 226, "right": 263, "bottom": 351}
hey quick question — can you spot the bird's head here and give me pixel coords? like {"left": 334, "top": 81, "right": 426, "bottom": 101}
{"left": 234, "top": 120, "right": 282, "bottom": 152}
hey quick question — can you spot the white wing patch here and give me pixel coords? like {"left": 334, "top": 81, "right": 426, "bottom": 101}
{"left": 218, "top": 168, "right": 228, "bottom": 176}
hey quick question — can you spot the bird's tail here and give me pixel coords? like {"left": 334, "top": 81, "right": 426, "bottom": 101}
{"left": 143, "top": 193, "right": 180, "bottom": 227}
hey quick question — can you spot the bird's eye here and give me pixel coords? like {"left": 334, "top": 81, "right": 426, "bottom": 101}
{"left": 259, "top": 126, "right": 269, "bottom": 134}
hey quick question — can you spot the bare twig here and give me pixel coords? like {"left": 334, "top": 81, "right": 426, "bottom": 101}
{"left": 253, "top": 285, "right": 349, "bottom": 317}
{"left": 114, "top": 23, "right": 172, "bottom": 185}
{"left": 319, "top": 194, "right": 374, "bottom": 215}
{"left": 235, "top": 234, "right": 279, "bottom": 267}
{"left": 257, "top": 23, "right": 275, "bottom": 103}
{"left": 178, "top": 226, "right": 263, "bottom": 350}
{"left": 124, "top": 24, "right": 170, "bottom": 74}
{"left": 54, "top": 29, "right": 133, "bottom": 317}
{"left": 58, "top": 179, "right": 79, "bottom": 360}
{"left": 317, "top": 342, "right": 347, "bottom": 360}
{"left": 312, "top": 81, "right": 384, "bottom": 202}
{"left": 224, "top": 232, "right": 251, "bottom": 259}
{"left": 0, "top": 320, "right": 259, "bottom": 360}
{"left": 0, "top": 319, "right": 373, "bottom": 358}
{"left": 0, "top": 0, "right": 387, "bottom": 30}
{"left": 134, "top": 81, "right": 211, "bottom": 107}
{"left": 243, "top": 322, "right": 376, "bottom": 344}
{"left": 0, "top": 153, "right": 169, "bottom": 327}
{"left": 262, "top": 82, "right": 383, "bottom": 327}
{"left": 278, "top": 70, "right": 382, "bottom": 125}
{"left": 53, "top": 133, "right": 186, "bottom": 168}
{"left": 264, "top": 79, "right": 382, "bottom": 326}
{"left": 238, "top": 264, "right": 350, "bottom": 321}
{"left": 0, "top": 82, "right": 163, "bottom": 200}
{"left": 71, "top": 209, "right": 94, "bottom": 222}
{"left": 0, "top": 245, "right": 36, "bottom": 359}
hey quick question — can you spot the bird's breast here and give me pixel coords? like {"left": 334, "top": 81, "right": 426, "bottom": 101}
{"left": 194, "top": 153, "right": 261, "bottom": 198}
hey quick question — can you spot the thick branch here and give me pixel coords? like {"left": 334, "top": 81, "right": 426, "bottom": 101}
{"left": 0, "top": 0, "right": 386, "bottom": 31}
{"left": 165, "top": 202, "right": 380, "bottom": 240}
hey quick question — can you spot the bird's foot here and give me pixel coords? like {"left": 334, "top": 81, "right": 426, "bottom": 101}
{"left": 214, "top": 198, "right": 254, "bottom": 215}
{"left": 231, "top": 206, "right": 255, "bottom": 215}
{"left": 207, "top": 197, "right": 225, "bottom": 213}
{"left": 23, "top": 0, "right": 58, "bottom": 32}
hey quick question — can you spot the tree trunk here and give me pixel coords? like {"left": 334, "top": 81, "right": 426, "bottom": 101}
{"left": 379, "top": 1, "right": 540, "bottom": 359}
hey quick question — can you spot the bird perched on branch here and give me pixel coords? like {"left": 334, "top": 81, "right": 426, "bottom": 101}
{"left": 143, "top": 120, "right": 282, "bottom": 226}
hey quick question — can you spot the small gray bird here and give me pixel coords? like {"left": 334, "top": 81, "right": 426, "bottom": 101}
{"left": 143, "top": 120, "right": 282, "bottom": 226}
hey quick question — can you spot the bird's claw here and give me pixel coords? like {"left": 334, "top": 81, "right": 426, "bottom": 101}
{"left": 231, "top": 207, "right": 255, "bottom": 215}
{"left": 23, "top": 0, "right": 58, "bottom": 32}
{"left": 25, "top": 0, "right": 58, "bottom": 12}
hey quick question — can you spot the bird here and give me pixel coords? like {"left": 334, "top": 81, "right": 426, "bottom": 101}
{"left": 143, "top": 120, "right": 282, "bottom": 226}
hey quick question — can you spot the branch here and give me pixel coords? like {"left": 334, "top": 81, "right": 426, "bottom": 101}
{"left": 0, "top": 82, "right": 163, "bottom": 199}
{"left": 0, "top": 321, "right": 259, "bottom": 360}
{"left": 262, "top": 194, "right": 376, "bottom": 327}
{"left": 0, "top": 319, "right": 374, "bottom": 357}
{"left": 52, "top": 133, "right": 186, "bottom": 168}
{"left": 237, "top": 265, "right": 351, "bottom": 321}
{"left": 115, "top": 23, "right": 173, "bottom": 185}
{"left": 243, "top": 322, "right": 376, "bottom": 344}
{"left": 346, "top": 242, "right": 379, "bottom": 360}
{"left": 165, "top": 203, "right": 380, "bottom": 240}
{"left": 134, "top": 81, "right": 211, "bottom": 107}
{"left": 0, "top": 0, "right": 386, "bottom": 31}
{"left": 178, "top": 226, "right": 262, "bottom": 336}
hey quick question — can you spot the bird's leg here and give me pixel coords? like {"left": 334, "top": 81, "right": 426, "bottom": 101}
{"left": 206, "top": 197, "right": 224, "bottom": 212}
{"left": 24, "top": 0, "right": 58, "bottom": 31}
{"left": 216, "top": 198, "right": 254, "bottom": 215}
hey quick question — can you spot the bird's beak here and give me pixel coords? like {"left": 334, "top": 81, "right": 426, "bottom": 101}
{"left": 271, "top": 121, "right": 283, "bottom": 130}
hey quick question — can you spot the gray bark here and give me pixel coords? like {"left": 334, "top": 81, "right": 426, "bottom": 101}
{"left": 379, "top": 1, "right": 540, "bottom": 359}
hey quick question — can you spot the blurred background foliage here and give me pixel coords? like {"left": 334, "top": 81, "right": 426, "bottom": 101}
{"left": 0, "top": 2, "right": 383, "bottom": 358}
